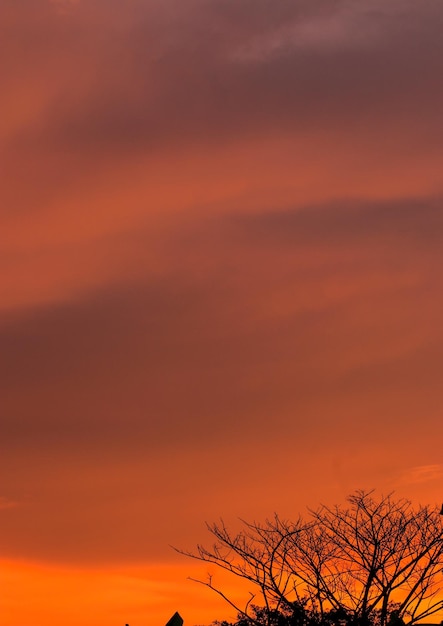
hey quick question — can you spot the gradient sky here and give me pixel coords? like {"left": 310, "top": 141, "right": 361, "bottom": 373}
{"left": 1, "top": 1, "right": 443, "bottom": 625}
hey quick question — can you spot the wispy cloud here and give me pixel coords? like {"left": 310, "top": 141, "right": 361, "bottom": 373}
{"left": 399, "top": 464, "right": 443, "bottom": 485}
{"left": 0, "top": 497, "right": 19, "bottom": 510}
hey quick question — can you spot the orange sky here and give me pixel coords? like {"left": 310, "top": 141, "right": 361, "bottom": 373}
{"left": 1, "top": 1, "right": 443, "bottom": 625}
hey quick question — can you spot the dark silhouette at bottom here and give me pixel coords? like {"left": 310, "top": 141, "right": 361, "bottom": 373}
{"left": 166, "top": 612, "right": 184, "bottom": 626}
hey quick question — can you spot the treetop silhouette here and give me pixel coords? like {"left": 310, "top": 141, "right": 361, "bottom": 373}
{"left": 177, "top": 491, "right": 443, "bottom": 626}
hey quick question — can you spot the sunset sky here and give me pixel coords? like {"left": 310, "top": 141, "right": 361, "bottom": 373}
{"left": 1, "top": 1, "right": 443, "bottom": 624}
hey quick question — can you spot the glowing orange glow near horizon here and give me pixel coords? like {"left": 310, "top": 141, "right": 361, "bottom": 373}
{"left": 0, "top": 560, "right": 250, "bottom": 626}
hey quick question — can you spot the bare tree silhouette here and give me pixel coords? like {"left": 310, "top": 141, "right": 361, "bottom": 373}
{"left": 177, "top": 491, "right": 443, "bottom": 626}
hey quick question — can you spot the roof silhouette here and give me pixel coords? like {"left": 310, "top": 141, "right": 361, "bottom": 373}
{"left": 165, "top": 612, "right": 184, "bottom": 626}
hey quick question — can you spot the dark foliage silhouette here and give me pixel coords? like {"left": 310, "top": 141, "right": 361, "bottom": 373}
{"left": 209, "top": 602, "right": 408, "bottom": 626}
